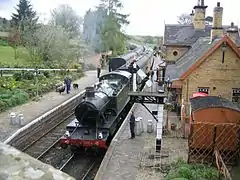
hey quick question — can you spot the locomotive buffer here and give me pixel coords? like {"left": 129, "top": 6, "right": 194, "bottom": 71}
{"left": 129, "top": 64, "right": 166, "bottom": 153}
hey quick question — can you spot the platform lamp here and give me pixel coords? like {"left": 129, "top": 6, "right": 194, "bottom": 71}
{"left": 221, "top": 42, "right": 227, "bottom": 63}
{"left": 166, "top": 76, "right": 172, "bottom": 98}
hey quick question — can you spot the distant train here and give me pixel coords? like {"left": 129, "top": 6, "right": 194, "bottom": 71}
{"left": 59, "top": 47, "right": 153, "bottom": 152}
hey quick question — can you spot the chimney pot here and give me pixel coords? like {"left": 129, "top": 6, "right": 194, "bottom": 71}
{"left": 231, "top": 22, "right": 234, "bottom": 27}
{"left": 217, "top": 2, "right": 220, "bottom": 7}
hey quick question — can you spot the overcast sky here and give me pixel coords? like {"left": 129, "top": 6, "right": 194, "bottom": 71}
{"left": 0, "top": 0, "right": 240, "bottom": 36}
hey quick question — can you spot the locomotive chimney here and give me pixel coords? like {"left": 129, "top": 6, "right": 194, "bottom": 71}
{"left": 85, "top": 86, "right": 95, "bottom": 98}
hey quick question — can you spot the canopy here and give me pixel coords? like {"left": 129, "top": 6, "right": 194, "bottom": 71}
{"left": 191, "top": 92, "right": 208, "bottom": 98}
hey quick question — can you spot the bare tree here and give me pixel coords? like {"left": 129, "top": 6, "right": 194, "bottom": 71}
{"left": 177, "top": 13, "right": 192, "bottom": 25}
{"left": 8, "top": 31, "right": 21, "bottom": 59}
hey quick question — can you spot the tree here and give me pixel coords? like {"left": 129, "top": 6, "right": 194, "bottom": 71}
{"left": 177, "top": 13, "right": 192, "bottom": 25}
{"left": 100, "top": 14, "right": 125, "bottom": 54}
{"left": 51, "top": 4, "right": 83, "bottom": 38}
{"left": 24, "top": 24, "right": 77, "bottom": 69}
{"left": 98, "top": 0, "right": 129, "bottom": 55}
{"left": 83, "top": 7, "right": 107, "bottom": 52}
{"left": 11, "top": 0, "right": 38, "bottom": 34}
{"left": 8, "top": 31, "right": 21, "bottom": 59}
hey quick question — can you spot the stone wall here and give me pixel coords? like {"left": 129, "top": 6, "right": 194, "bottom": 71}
{"left": 0, "top": 142, "right": 75, "bottom": 180}
{"left": 181, "top": 46, "right": 240, "bottom": 106}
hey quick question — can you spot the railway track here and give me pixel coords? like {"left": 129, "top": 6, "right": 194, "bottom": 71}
{"left": 8, "top": 94, "right": 83, "bottom": 150}
{"left": 21, "top": 113, "right": 75, "bottom": 158}
{"left": 61, "top": 154, "right": 104, "bottom": 180}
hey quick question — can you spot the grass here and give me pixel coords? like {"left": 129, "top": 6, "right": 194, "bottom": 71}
{"left": 0, "top": 45, "right": 30, "bottom": 65}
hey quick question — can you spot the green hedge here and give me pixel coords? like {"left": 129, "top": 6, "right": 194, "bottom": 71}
{"left": 0, "top": 89, "right": 29, "bottom": 112}
{"left": 0, "top": 69, "right": 84, "bottom": 112}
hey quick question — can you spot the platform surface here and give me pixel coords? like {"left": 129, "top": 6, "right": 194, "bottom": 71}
{"left": 95, "top": 56, "right": 188, "bottom": 180}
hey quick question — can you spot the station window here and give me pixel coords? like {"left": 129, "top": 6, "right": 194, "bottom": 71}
{"left": 173, "top": 51, "right": 178, "bottom": 56}
{"left": 232, "top": 88, "right": 240, "bottom": 103}
{"left": 197, "top": 87, "right": 209, "bottom": 94}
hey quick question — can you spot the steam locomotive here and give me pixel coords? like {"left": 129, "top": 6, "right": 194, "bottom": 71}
{"left": 59, "top": 47, "right": 153, "bottom": 152}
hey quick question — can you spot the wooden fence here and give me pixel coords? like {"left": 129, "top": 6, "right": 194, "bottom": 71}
{"left": 188, "top": 122, "right": 240, "bottom": 165}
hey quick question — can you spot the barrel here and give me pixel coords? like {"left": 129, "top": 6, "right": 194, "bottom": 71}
{"left": 138, "top": 117, "right": 144, "bottom": 133}
{"left": 147, "top": 119, "right": 153, "bottom": 133}
{"left": 9, "top": 112, "right": 17, "bottom": 125}
{"left": 135, "top": 118, "right": 141, "bottom": 136}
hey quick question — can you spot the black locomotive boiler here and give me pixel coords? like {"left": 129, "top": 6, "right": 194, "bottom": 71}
{"left": 59, "top": 48, "right": 153, "bottom": 151}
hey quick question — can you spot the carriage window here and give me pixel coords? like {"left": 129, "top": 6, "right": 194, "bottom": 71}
{"left": 197, "top": 87, "right": 209, "bottom": 94}
{"left": 232, "top": 88, "right": 240, "bottom": 104}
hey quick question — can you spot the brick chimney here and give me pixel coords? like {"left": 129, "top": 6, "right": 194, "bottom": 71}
{"left": 227, "top": 22, "right": 239, "bottom": 43}
{"left": 211, "top": 2, "right": 223, "bottom": 40}
{"left": 193, "top": 0, "right": 208, "bottom": 30}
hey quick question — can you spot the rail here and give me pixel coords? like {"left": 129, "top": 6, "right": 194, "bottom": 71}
{"left": 81, "top": 162, "right": 96, "bottom": 180}
{"left": 59, "top": 154, "right": 75, "bottom": 171}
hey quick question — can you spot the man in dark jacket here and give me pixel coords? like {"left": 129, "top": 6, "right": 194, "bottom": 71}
{"left": 129, "top": 111, "right": 135, "bottom": 139}
{"left": 64, "top": 76, "right": 72, "bottom": 94}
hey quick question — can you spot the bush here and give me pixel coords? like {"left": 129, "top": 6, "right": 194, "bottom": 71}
{"left": 13, "top": 72, "right": 23, "bottom": 81}
{"left": 23, "top": 71, "right": 35, "bottom": 80}
{"left": 0, "top": 70, "right": 85, "bottom": 112}
{"left": 166, "top": 159, "right": 220, "bottom": 180}
{"left": 70, "top": 63, "right": 82, "bottom": 69}
{"left": 43, "top": 71, "right": 50, "bottom": 78}
{"left": 0, "top": 39, "right": 8, "bottom": 46}
{"left": 0, "top": 89, "right": 29, "bottom": 112}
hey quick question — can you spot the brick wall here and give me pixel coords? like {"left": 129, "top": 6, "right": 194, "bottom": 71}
{"left": 182, "top": 45, "right": 240, "bottom": 105}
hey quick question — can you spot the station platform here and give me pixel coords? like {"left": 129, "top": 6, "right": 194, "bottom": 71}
{"left": 95, "top": 56, "right": 188, "bottom": 180}
{"left": 95, "top": 101, "right": 188, "bottom": 180}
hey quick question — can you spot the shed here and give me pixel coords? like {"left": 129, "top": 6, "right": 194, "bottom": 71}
{"left": 190, "top": 96, "right": 240, "bottom": 124}
{"left": 188, "top": 96, "right": 240, "bottom": 165}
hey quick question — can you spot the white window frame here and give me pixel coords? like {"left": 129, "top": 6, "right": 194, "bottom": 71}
{"left": 232, "top": 88, "right": 240, "bottom": 103}
{"left": 197, "top": 87, "right": 210, "bottom": 94}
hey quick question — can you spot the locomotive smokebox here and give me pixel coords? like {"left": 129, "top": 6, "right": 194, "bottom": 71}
{"left": 85, "top": 86, "right": 95, "bottom": 98}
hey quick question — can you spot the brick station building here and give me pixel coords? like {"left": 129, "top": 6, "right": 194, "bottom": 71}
{"left": 163, "top": 0, "right": 240, "bottom": 112}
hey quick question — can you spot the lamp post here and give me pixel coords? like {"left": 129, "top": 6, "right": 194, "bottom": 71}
{"left": 221, "top": 42, "right": 227, "bottom": 64}
{"left": 35, "top": 68, "right": 39, "bottom": 98}
{"left": 166, "top": 76, "right": 172, "bottom": 99}
{"left": 165, "top": 76, "right": 172, "bottom": 131}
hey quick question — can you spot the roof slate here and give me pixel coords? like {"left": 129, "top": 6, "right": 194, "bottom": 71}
{"left": 190, "top": 96, "right": 240, "bottom": 112}
{"left": 164, "top": 24, "right": 240, "bottom": 46}
{"left": 165, "top": 37, "right": 219, "bottom": 81}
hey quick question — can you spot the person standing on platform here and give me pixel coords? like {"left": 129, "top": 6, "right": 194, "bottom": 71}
{"left": 97, "top": 55, "right": 102, "bottom": 78}
{"left": 156, "top": 67, "right": 159, "bottom": 82}
{"left": 64, "top": 76, "right": 72, "bottom": 94}
{"left": 129, "top": 111, "right": 135, "bottom": 139}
